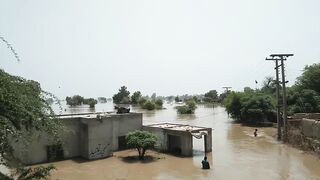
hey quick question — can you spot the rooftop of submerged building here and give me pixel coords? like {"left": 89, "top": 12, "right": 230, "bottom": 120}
{"left": 56, "top": 112, "right": 142, "bottom": 119}
{"left": 145, "top": 123, "right": 212, "bottom": 132}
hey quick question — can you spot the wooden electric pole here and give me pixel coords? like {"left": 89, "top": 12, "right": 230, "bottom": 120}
{"left": 222, "top": 87, "right": 232, "bottom": 93}
{"left": 266, "top": 54, "right": 293, "bottom": 141}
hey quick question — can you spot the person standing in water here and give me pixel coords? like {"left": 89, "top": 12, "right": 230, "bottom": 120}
{"left": 254, "top": 129, "right": 258, "bottom": 137}
{"left": 202, "top": 156, "right": 210, "bottom": 169}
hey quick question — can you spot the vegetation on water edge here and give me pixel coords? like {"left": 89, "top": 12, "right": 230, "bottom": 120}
{"left": 112, "top": 86, "right": 163, "bottom": 110}
{"left": 224, "top": 63, "right": 320, "bottom": 123}
{"left": 66, "top": 95, "right": 98, "bottom": 108}
{"left": 176, "top": 99, "right": 197, "bottom": 114}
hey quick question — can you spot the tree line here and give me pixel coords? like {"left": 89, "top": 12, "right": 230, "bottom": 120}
{"left": 224, "top": 63, "right": 320, "bottom": 124}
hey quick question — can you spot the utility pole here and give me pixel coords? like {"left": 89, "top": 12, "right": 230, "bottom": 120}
{"left": 266, "top": 54, "right": 293, "bottom": 141}
{"left": 222, "top": 87, "right": 232, "bottom": 93}
{"left": 266, "top": 58, "right": 282, "bottom": 139}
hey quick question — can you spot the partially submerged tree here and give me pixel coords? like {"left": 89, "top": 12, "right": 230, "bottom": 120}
{"left": 126, "top": 130, "right": 157, "bottom": 160}
{"left": 176, "top": 99, "right": 197, "bottom": 114}
{"left": 154, "top": 99, "right": 163, "bottom": 108}
{"left": 131, "top": 91, "right": 142, "bottom": 104}
{"left": 203, "top": 90, "right": 218, "bottom": 103}
{"left": 224, "top": 91, "right": 276, "bottom": 123}
{"left": 66, "top": 95, "right": 84, "bottom": 106}
{"left": 83, "top": 98, "right": 98, "bottom": 108}
{"left": 113, "top": 86, "right": 131, "bottom": 104}
{"left": 142, "top": 100, "right": 156, "bottom": 110}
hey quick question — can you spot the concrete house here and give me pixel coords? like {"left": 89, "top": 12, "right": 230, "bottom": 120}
{"left": 13, "top": 112, "right": 213, "bottom": 165}
{"left": 14, "top": 112, "right": 142, "bottom": 165}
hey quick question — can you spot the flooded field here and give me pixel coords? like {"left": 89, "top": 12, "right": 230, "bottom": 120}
{"left": 47, "top": 103, "right": 320, "bottom": 179}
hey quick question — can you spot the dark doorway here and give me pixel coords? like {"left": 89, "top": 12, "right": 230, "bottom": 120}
{"left": 118, "top": 136, "right": 128, "bottom": 150}
{"left": 47, "top": 144, "right": 64, "bottom": 162}
{"left": 168, "top": 135, "right": 182, "bottom": 155}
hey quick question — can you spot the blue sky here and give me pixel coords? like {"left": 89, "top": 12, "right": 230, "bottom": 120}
{"left": 1, "top": 0, "right": 319, "bottom": 98}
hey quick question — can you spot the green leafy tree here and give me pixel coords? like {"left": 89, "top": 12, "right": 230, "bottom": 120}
{"left": 97, "top": 97, "right": 107, "bottom": 103}
{"left": 203, "top": 90, "right": 218, "bottom": 103}
{"left": 175, "top": 96, "right": 181, "bottom": 102}
{"left": 244, "top": 87, "right": 254, "bottom": 93}
{"left": 154, "top": 99, "right": 163, "bottom": 108}
{"left": 126, "top": 130, "right": 157, "bottom": 160}
{"left": 176, "top": 99, "right": 197, "bottom": 114}
{"left": 66, "top": 95, "right": 84, "bottom": 106}
{"left": 83, "top": 98, "right": 98, "bottom": 108}
{"left": 287, "top": 86, "right": 320, "bottom": 115}
{"left": 0, "top": 69, "right": 63, "bottom": 179}
{"left": 224, "top": 91, "right": 276, "bottom": 123}
{"left": 192, "top": 96, "right": 201, "bottom": 103}
{"left": 151, "top": 93, "right": 157, "bottom": 100}
{"left": 131, "top": 91, "right": 142, "bottom": 104}
{"left": 138, "top": 97, "right": 147, "bottom": 106}
{"left": 142, "top": 100, "right": 156, "bottom": 110}
{"left": 296, "top": 63, "right": 320, "bottom": 94}
{"left": 260, "top": 76, "right": 277, "bottom": 95}
{"left": 113, "top": 86, "right": 131, "bottom": 104}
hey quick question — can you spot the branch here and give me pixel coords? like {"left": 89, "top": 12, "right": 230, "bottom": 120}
{"left": 0, "top": 35, "right": 20, "bottom": 62}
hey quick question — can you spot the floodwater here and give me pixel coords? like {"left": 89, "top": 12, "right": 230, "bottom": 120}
{"left": 22, "top": 103, "right": 320, "bottom": 179}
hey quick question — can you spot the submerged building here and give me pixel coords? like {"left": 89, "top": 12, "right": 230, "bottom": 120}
{"left": 14, "top": 112, "right": 212, "bottom": 165}
{"left": 14, "top": 112, "right": 142, "bottom": 165}
{"left": 144, "top": 123, "right": 212, "bottom": 156}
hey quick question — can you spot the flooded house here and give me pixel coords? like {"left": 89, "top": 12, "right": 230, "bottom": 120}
{"left": 144, "top": 123, "right": 212, "bottom": 156}
{"left": 13, "top": 112, "right": 143, "bottom": 165}
{"left": 13, "top": 112, "right": 213, "bottom": 165}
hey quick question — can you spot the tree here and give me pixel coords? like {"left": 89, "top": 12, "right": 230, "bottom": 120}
{"left": 0, "top": 69, "right": 63, "bottom": 179}
{"left": 126, "top": 130, "right": 157, "bottom": 160}
{"left": 244, "top": 87, "right": 254, "bottom": 93}
{"left": 175, "top": 96, "right": 181, "bottom": 102}
{"left": 138, "top": 97, "right": 147, "bottom": 106}
{"left": 203, "top": 90, "right": 218, "bottom": 103}
{"left": 296, "top": 63, "right": 320, "bottom": 94}
{"left": 97, "top": 97, "right": 107, "bottom": 103}
{"left": 176, "top": 99, "right": 197, "bottom": 114}
{"left": 66, "top": 95, "right": 84, "bottom": 106}
{"left": 154, "top": 99, "right": 163, "bottom": 108}
{"left": 151, "top": 93, "right": 157, "bottom": 100}
{"left": 260, "top": 76, "right": 277, "bottom": 95}
{"left": 83, "top": 98, "right": 98, "bottom": 108}
{"left": 142, "top": 100, "right": 156, "bottom": 110}
{"left": 112, "top": 86, "right": 131, "bottom": 104}
{"left": 224, "top": 91, "right": 276, "bottom": 123}
{"left": 287, "top": 86, "right": 320, "bottom": 115}
{"left": 131, "top": 91, "right": 142, "bottom": 104}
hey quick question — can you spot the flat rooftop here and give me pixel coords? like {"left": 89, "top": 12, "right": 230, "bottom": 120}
{"left": 145, "top": 123, "right": 211, "bottom": 132}
{"left": 56, "top": 112, "right": 140, "bottom": 119}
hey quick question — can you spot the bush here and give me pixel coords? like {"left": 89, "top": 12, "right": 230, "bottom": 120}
{"left": 143, "top": 100, "right": 156, "bottom": 110}
{"left": 224, "top": 91, "right": 276, "bottom": 123}
{"left": 138, "top": 97, "right": 147, "bottom": 106}
{"left": 155, "top": 99, "right": 163, "bottom": 108}
{"left": 176, "top": 99, "right": 197, "bottom": 114}
{"left": 83, "top": 98, "right": 98, "bottom": 108}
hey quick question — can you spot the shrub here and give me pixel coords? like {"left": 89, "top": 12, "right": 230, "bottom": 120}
{"left": 143, "top": 101, "right": 156, "bottom": 110}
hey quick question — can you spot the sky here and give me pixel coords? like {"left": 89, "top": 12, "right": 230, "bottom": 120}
{"left": 1, "top": 0, "right": 320, "bottom": 99}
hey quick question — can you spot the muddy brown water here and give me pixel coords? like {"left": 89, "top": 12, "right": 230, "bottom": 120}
{"left": 5, "top": 103, "right": 320, "bottom": 179}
